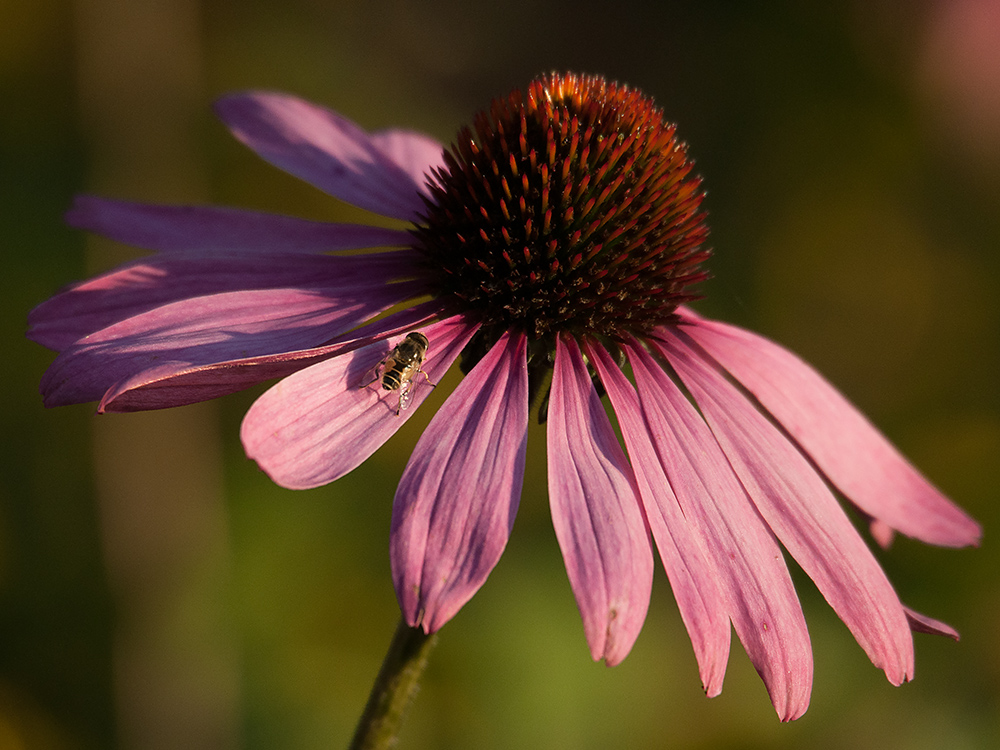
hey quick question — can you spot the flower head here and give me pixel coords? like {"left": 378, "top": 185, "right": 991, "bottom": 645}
{"left": 30, "top": 73, "right": 980, "bottom": 720}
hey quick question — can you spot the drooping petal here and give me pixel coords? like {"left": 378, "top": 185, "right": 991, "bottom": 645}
{"left": 547, "top": 336, "right": 653, "bottom": 666}
{"left": 626, "top": 341, "right": 812, "bottom": 721}
{"left": 903, "top": 606, "right": 960, "bottom": 641}
{"left": 678, "top": 308, "right": 981, "bottom": 548}
{"left": 869, "top": 519, "right": 897, "bottom": 550}
{"left": 40, "top": 280, "right": 415, "bottom": 409}
{"left": 241, "top": 315, "right": 479, "bottom": 490}
{"left": 658, "top": 328, "right": 915, "bottom": 686}
{"left": 99, "top": 299, "right": 446, "bottom": 412}
{"left": 215, "top": 92, "right": 431, "bottom": 220}
{"left": 370, "top": 130, "right": 445, "bottom": 196}
{"left": 391, "top": 331, "right": 528, "bottom": 633}
{"left": 64, "top": 196, "right": 413, "bottom": 254}
{"left": 29, "top": 249, "right": 424, "bottom": 351}
{"left": 587, "top": 341, "right": 730, "bottom": 696}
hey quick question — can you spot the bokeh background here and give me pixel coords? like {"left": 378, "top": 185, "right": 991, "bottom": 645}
{"left": 2, "top": 0, "right": 998, "bottom": 748}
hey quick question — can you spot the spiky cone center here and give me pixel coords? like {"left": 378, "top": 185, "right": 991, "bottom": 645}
{"left": 414, "top": 72, "right": 711, "bottom": 354}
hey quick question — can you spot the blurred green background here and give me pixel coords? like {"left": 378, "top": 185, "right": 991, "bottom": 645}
{"left": 2, "top": 0, "right": 998, "bottom": 748}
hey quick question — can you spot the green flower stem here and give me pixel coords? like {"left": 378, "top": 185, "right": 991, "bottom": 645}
{"left": 348, "top": 616, "right": 438, "bottom": 750}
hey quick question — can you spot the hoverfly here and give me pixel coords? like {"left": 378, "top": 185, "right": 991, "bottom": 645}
{"left": 361, "top": 332, "right": 434, "bottom": 414}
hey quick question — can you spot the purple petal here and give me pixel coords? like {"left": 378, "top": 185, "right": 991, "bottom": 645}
{"left": 370, "top": 130, "right": 445, "bottom": 197}
{"left": 678, "top": 308, "right": 981, "bottom": 548}
{"left": 903, "top": 606, "right": 960, "bottom": 641}
{"left": 241, "top": 315, "right": 479, "bottom": 490}
{"left": 547, "top": 336, "right": 653, "bottom": 667}
{"left": 65, "top": 196, "right": 413, "bottom": 253}
{"left": 99, "top": 299, "right": 446, "bottom": 411}
{"left": 391, "top": 331, "right": 528, "bottom": 633}
{"left": 658, "top": 328, "right": 915, "bottom": 686}
{"left": 587, "top": 342, "right": 731, "bottom": 696}
{"left": 626, "top": 341, "right": 813, "bottom": 721}
{"left": 40, "top": 280, "right": 413, "bottom": 409}
{"left": 29, "top": 248, "right": 424, "bottom": 351}
{"left": 215, "top": 92, "right": 430, "bottom": 220}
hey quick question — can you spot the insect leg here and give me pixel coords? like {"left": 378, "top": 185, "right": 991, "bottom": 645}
{"left": 416, "top": 367, "right": 436, "bottom": 388}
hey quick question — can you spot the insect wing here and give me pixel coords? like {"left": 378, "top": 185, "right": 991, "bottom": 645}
{"left": 398, "top": 382, "right": 414, "bottom": 412}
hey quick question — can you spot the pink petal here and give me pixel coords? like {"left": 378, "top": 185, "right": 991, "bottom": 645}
{"left": 626, "top": 341, "right": 813, "bottom": 721}
{"left": 65, "top": 196, "right": 413, "bottom": 253}
{"left": 40, "top": 282, "right": 412, "bottom": 409}
{"left": 870, "top": 519, "right": 896, "bottom": 550}
{"left": 99, "top": 299, "right": 446, "bottom": 412}
{"left": 678, "top": 308, "right": 981, "bottom": 548}
{"left": 29, "top": 249, "right": 423, "bottom": 351}
{"left": 547, "top": 336, "right": 653, "bottom": 667}
{"left": 391, "top": 331, "right": 528, "bottom": 632}
{"left": 903, "top": 606, "right": 960, "bottom": 641}
{"left": 241, "top": 315, "right": 479, "bottom": 490}
{"left": 214, "top": 92, "right": 430, "bottom": 220}
{"left": 370, "top": 130, "right": 445, "bottom": 198}
{"left": 586, "top": 341, "right": 731, "bottom": 697}
{"left": 658, "top": 328, "right": 915, "bottom": 686}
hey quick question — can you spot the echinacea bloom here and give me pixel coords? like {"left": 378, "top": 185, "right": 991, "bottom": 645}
{"left": 31, "top": 73, "right": 980, "bottom": 720}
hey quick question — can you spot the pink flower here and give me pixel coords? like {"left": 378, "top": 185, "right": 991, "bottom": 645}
{"left": 30, "top": 74, "right": 980, "bottom": 720}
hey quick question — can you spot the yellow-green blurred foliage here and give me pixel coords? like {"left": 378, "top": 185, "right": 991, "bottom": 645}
{"left": 2, "top": 0, "right": 997, "bottom": 748}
